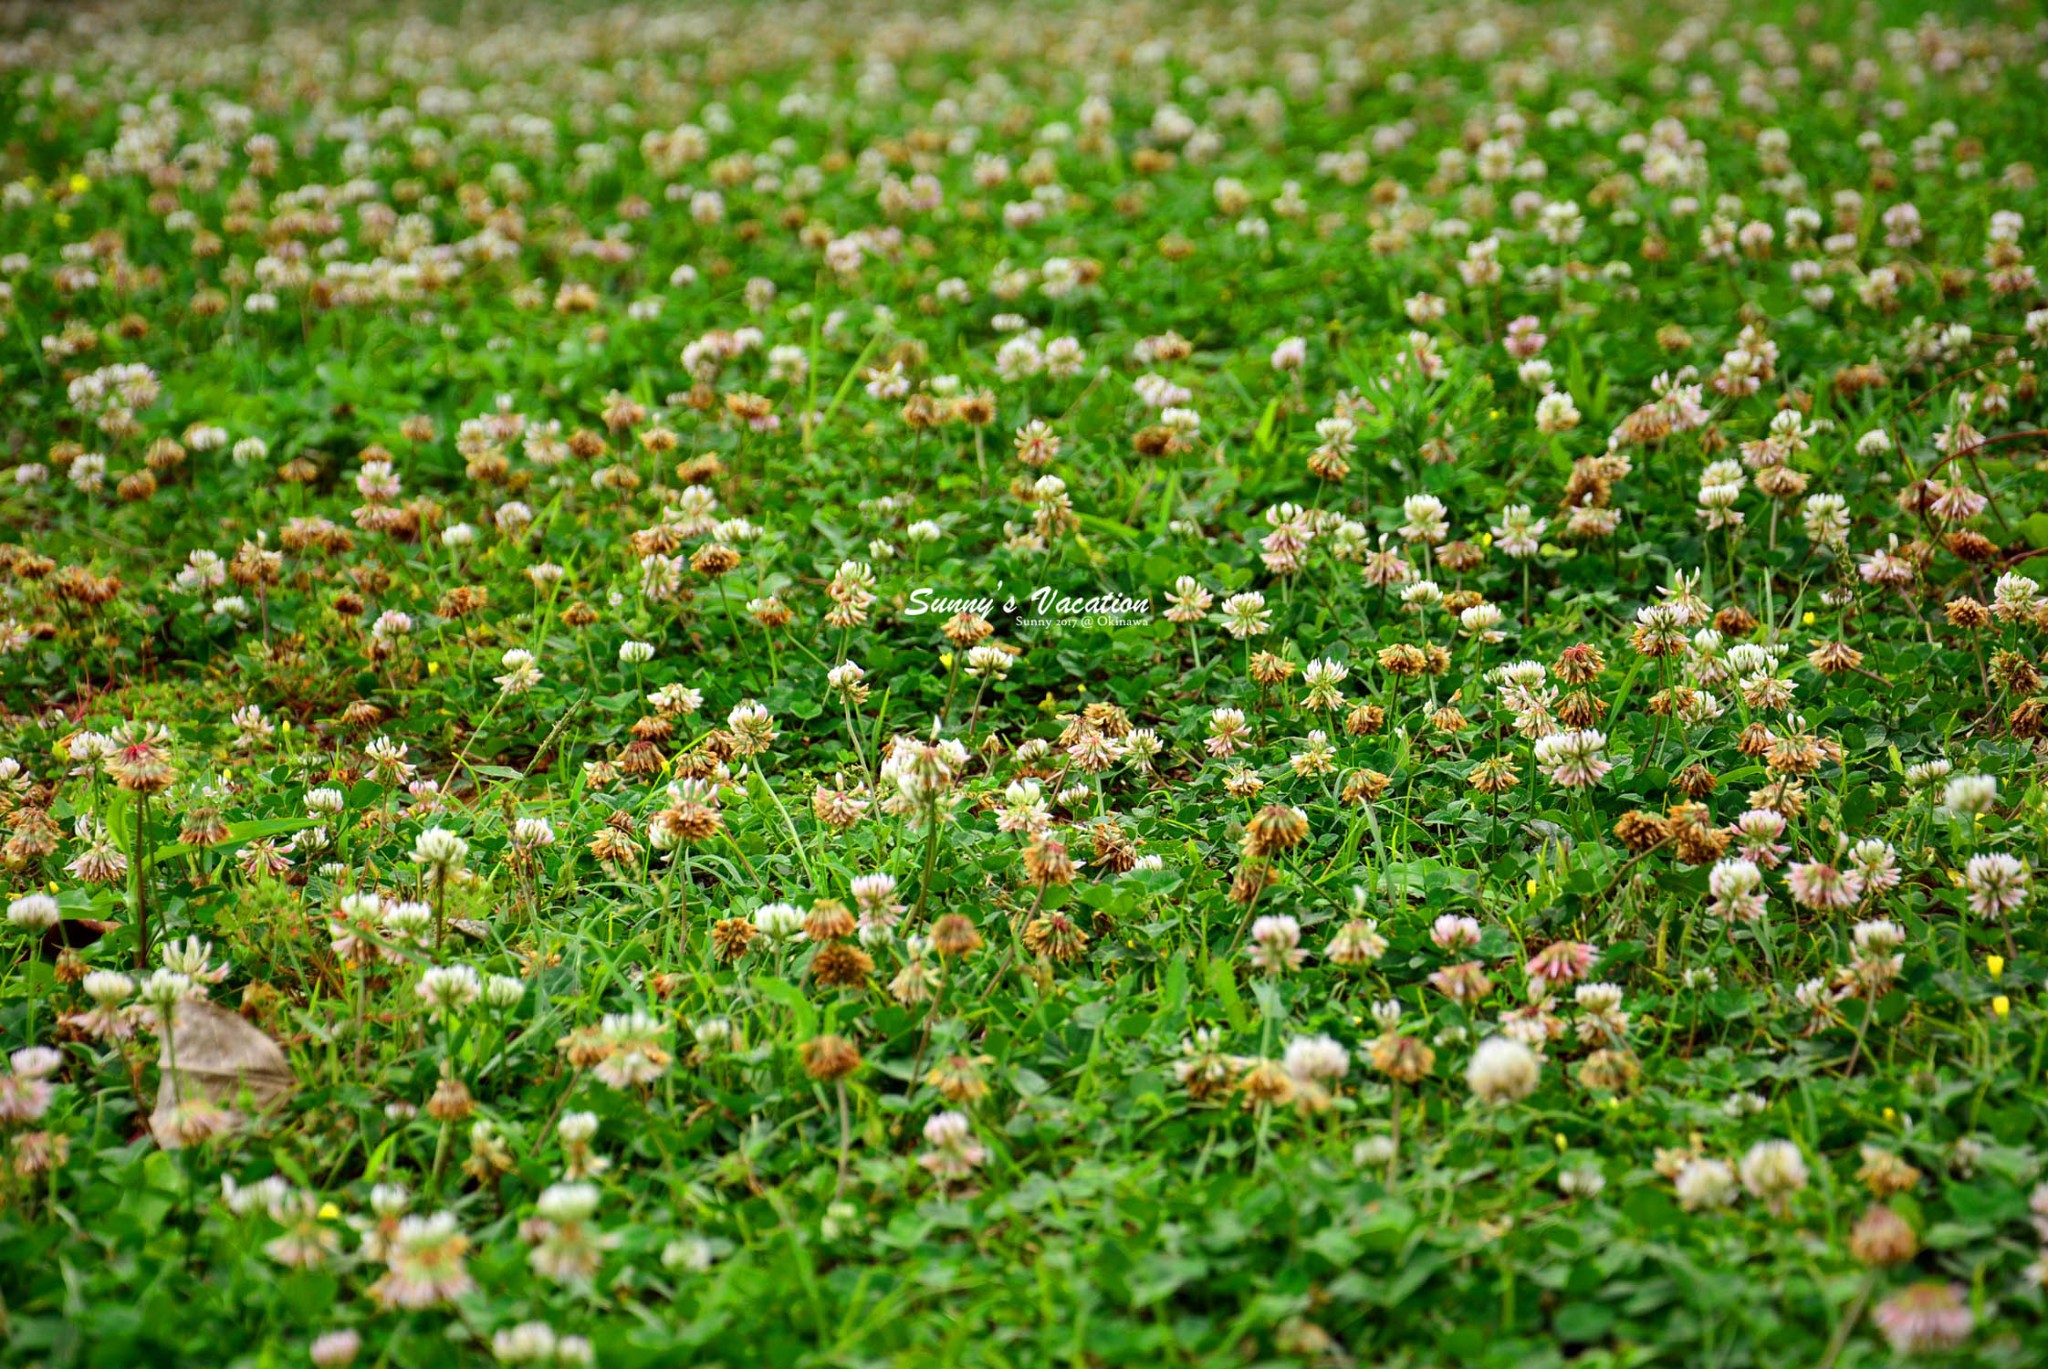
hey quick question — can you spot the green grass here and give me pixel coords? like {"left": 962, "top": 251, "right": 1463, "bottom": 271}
{"left": 2, "top": 0, "right": 2048, "bottom": 1364}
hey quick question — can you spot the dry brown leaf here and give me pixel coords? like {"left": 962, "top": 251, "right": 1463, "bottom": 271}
{"left": 151, "top": 998, "right": 297, "bottom": 1149}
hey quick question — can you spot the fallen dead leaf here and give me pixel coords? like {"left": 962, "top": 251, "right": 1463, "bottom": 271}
{"left": 152, "top": 998, "right": 297, "bottom": 1149}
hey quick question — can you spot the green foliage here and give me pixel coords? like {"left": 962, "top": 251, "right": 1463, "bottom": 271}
{"left": 1, "top": 0, "right": 2047, "bottom": 1366}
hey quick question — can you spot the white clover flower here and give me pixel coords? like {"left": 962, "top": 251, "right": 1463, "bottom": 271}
{"left": 1466, "top": 1036, "right": 1539, "bottom": 1105}
{"left": 416, "top": 965, "right": 483, "bottom": 1015}
{"left": 1675, "top": 1157, "right": 1740, "bottom": 1211}
{"left": 754, "top": 902, "right": 805, "bottom": 941}
{"left": 1535, "top": 390, "right": 1581, "bottom": 433}
{"left": 7, "top": 893, "right": 60, "bottom": 931}
{"left": 1940, "top": 773, "right": 1998, "bottom": 815}
{"left": 1283, "top": 1034, "right": 1350, "bottom": 1083}
{"left": 412, "top": 828, "right": 470, "bottom": 873}
{"left": 1739, "top": 1139, "right": 1809, "bottom": 1210}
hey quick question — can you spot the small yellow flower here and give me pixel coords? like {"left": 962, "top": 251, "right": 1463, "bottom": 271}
{"left": 1525, "top": 879, "right": 1538, "bottom": 898}
{"left": 1988, "top": 954, "right": 2006, "bottom": 978}
{"left": 1480, "top": 532, "right": 1494, "bottom": 548}
{"left": 1993, "top": 995, "right": 2011, "bottom": 1020}
{"left": 1882, "top": 1106, "right": 1896, "bottom": 1121}
{"left": 317, "top": 1201, "right": 341, "bottom": 1220}
{"left": 1488, "top": 409, "right": 1501, "bottom": 419}
{"left": 428, "top": 661, "right": 440, "bottom": 675}
{"left": 1553, "top": 1132, "right": 1567, "bottom": 1152}
{"left": 280, "top": 721, "right": 291, "bottom": 734}
{"left": 938, "top": 651, "right": 954, "bottom": 670}
{"left": 1801, "top": 611, "right": 1815, "bottom": 625}
{"left": 46, "top": 880, "right": 58, "bottom": 895}
{"left": 68, "top": 173, "right": 90, "bottom": 194}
